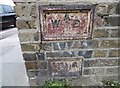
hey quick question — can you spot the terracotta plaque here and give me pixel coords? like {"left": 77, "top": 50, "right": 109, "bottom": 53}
{"left": 39, "top": 5, "right": 94, "bottom": 40}
{"left": 48, "top": 57, "right": 83, "bottom": 77}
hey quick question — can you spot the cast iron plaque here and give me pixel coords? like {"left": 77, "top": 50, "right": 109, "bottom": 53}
{"left": 39, "top": 5, "right": 95, "bottom": 40}
{"left": 48, "top": 57, "right": 83, "bottom": 77}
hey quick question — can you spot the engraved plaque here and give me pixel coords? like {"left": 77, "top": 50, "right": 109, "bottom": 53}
{"left": 39, "top": 5, "right": 95, "bottom": 40}
{"left": 48, "top": 57, "right": 83, "bottom": 77}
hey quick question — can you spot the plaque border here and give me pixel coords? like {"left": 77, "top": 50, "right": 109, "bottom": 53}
{"left": 39, "top": 4, "right": 95, "bottom": 41}
{"left": 47, "top": 57, "right": 84, "bottom": 78}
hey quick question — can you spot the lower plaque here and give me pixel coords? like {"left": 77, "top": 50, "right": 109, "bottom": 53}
{"left": 48, "top": 57, "right": 83, "bottom": 77}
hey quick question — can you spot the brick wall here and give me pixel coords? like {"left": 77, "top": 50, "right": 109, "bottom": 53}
{"left": 13, "top": 0, "right": 120, "bottom": 86}
{"left": 13, "top": 0, "right": 39, "bottom": 85}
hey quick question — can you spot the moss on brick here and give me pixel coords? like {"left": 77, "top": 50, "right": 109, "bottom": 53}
{"left": 100, "top": 40, "right": 118, "bottom": 48}
{"left": 108, "top": 49, "right": 120, "bottom": 57}
{"left": 25, "top": 61, "right": 38, "bottom": 70}
{"left": 94, "top": 50, "right": 107, "bottom": 57}
{"left": 93, "top": 30, "right": 109, "bottom": 38}
{"left": 21, "top": 44, "right": 40, "bottom": 51}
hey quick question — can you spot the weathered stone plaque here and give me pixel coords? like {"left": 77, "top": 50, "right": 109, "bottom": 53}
{"left": 48, "top": 57, "right": 83, "bottom": 77}
{"left": 39, "top": 5, "right": 95, "bottom": 40}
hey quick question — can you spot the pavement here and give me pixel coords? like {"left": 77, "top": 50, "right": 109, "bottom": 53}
{"left": 0, "top": 28, "right": 29, "bottom": 86}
